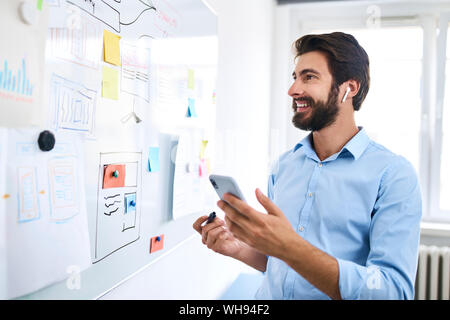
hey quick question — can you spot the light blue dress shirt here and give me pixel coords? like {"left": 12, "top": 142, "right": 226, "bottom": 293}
{"left": 255, "top": 127, "right": 422, "bottom": 300}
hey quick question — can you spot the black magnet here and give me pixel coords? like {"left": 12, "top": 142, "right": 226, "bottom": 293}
{"left": 37, "top": 130, "right": 56, "bottom": 152}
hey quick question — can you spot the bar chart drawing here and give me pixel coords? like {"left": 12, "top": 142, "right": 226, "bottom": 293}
{"left": 0, "top": 59, "right": 34, "bottom": 96}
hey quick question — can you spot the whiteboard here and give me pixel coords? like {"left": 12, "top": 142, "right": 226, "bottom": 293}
{"left": 0, "top": 0, "right": 217, "bottom": 299}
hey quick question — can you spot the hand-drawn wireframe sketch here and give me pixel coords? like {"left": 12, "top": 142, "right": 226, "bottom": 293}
{"left": 47, "top": 156, "right": 79, "bottom": 222}
{"left": 121, "top": 42, "right": 151, "bottom": 102}
{"left": 50, "top": 74, "right": 97, "bottom": 135}
{"left": 94, "top": 152, "right": 142, "bottom": 263}
{"left": 48, "top": 14, "right": 102, "bottom": 69}
{"left": 5, "top": 130, "right": 92, "bottom": 299}
{"left": 17, "top": 167, "right": 41, "bottom": 223}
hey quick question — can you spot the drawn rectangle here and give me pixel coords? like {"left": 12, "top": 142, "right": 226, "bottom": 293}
{"left": 17, "top": 167, "right": 40, "bottom": 223}
{"left": 124, "top": 162, "right": 138, "bottom": 187}
{"left": 48, "top": 157, "right": 79, "bottom": 222}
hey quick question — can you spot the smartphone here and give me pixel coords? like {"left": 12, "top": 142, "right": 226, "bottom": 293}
{"left": 209, "top": 174, "right": 246, "bottom": 203}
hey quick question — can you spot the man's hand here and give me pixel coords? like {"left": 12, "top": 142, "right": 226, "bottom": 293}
{"left": 193, "top": 215, "right": 242, "bottom": 257}
{"left": 218, "top": 188, "right": 298, "bottom": 259}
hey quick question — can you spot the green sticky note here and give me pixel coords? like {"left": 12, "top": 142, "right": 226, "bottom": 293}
{"left": 188, "top": 69, "right": 195, "bottom": 90}
{"left": 37, "top": 0, "right": 43, "bottom": 11}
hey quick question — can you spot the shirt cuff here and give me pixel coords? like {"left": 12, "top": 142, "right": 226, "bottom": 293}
{"left": 337, "top": 258, "right": 367, "bottom": 300}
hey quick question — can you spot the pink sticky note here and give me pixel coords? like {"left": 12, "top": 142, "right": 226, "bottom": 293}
{"left": 199, "top": 159, "right": 207, "bottom": 177}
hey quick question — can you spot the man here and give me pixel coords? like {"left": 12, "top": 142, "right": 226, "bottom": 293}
{"left": 193, "top": 32, "right": 422, "bottom": 300}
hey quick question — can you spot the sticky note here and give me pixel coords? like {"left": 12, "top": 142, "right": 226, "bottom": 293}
{"left": 102, "top": 66, "right": 119, "bottom": 100}
{"left": 188, "top": 69, "right": 195, "bottom": 90}
{"left": 186, "top": 98, "right": 197, "bottom": 117}
{"left": 37, "top": 0, "right": 43, "bottom": 11}
{"left": 104, "top": 30, "right": 121, "bottom": 66}
{"left": 150, "top": 234, "right": 164, "bottom": 253}
{"left": 103, "top": 164, "right": 126, "bottom": 189}
{"left": 199, "top": 159, "right": 207, "bottom": 177}
{"left": 200, "top": 140, "right": 208, "bottom": 158}
{"left": 148, "top": 147, "right": 160, "bottom": 172}
{"left": 125, "top": 193, "right": 136, "bottom": 214}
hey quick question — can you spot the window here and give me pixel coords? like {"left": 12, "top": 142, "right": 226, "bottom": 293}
{"left": 350, "top": 27, "right": 423, "bottom": 172}
{"left": 438, "top": 22, "right": 450, "bottom": 212}
{"left": 288, "top": 2, "right": 450, "bottom": 222}
{"left": 310, "top": 27, "right": 423, "bottom": 172}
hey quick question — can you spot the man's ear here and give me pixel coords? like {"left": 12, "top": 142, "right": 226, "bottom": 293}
{"left": 340, "top": 80, "right": 360, "bottom": 104}
{"left": 347, "top": 80, "right": 360, "bottom": 99}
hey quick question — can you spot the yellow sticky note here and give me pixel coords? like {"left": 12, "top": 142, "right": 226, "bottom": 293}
{"left": 104, "top": 30, "right": 121, "bottom": 66}
{"left": 188, "top": 69, "right": 195, "bottom": 89}
{"left": 102, "top": 66, "right": 119, "bottom": 100}
{"left": 200, "top": 140, "right": 208, "bottom": 158}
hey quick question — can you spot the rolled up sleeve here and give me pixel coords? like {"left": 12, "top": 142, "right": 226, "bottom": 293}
{"left": 337, "top": 157, "right": 422, "bottom": 300}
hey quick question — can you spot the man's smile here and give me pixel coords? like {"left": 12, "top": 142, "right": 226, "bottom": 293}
{"left": 294, "top": 98, "right": 312, "bottom": 112}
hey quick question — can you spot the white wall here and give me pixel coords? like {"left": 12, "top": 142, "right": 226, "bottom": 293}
{"left": 211, "top": 0, "right": 274, "bottom": 210}
{"left": 99, "top": 0, "right": 275, "bottom": 299}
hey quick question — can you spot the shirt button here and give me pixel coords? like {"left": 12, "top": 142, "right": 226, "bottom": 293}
{"left": 308, "top": 192, "right": 313, "bottom": 197}
{"left": 318, "top": 163, "right": 323, "bottom": 167}
{"left": 299, "top": 226, "right": 305, "bottom": 232}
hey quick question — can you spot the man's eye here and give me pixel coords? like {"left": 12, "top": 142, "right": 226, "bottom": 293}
{"left": 305, "top": 74, "right": 315, "bottom": 80}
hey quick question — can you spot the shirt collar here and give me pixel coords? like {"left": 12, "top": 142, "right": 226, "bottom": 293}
{"left": 293, "top": 127, "right": 370, "bottom": 161}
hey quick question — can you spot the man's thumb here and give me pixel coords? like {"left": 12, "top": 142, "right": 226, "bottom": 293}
{"left": 255, "top": 188, "right": 280, "bottom": 216}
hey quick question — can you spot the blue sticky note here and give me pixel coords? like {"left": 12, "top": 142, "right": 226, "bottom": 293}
{"left": 186, "top": 98, "right": 197, "bottom": 118}
{"left": 148, "top": 147, "right": 160, "bottom": 172}
{"left": 125, "top": 193, "right": 136, "bottom": 214}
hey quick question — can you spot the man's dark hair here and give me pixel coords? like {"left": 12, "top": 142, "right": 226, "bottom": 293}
{"left": 294, "top": 32, "right": 370, "bottom": 111}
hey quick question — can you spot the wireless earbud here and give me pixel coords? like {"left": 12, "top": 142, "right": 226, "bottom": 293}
{"left": 341, "top": 87, "right": 351, "bottom": 103}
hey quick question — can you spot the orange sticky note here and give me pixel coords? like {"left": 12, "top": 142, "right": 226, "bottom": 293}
{"left": 103, "top": 164, "right": 126, "bottom": 189}
{"left": 104, "top": 30, "right": 121, "bottom": 66}
{"left": 150, "top": 234, "right": 164, "bottom": 253}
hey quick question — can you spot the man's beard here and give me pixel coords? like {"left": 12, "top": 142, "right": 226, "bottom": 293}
{"left": 291, "top": 83, "right": 340, "bottom": 132}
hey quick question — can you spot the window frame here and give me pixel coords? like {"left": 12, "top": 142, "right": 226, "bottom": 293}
{"left": 428, "top": 12, "right": 450, "bottom": 222}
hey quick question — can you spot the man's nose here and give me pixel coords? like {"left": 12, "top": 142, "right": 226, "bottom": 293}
{"left": 288, "top": 80, "right": 305, "bottom": 97}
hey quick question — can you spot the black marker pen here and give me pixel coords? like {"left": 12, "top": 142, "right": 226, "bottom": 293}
{"left": 206, "top": 211, "right": 216, "bottom": 224}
